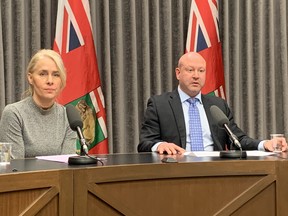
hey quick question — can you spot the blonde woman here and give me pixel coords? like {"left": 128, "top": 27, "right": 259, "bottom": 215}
{"left": 0, "top": 49, "right": 76, "bottom": 158}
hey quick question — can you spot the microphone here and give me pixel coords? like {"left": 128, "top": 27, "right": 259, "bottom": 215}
{"left": 66, "top": 104, "right": 99, "bottom": 165}
{"left": 66, "top": 104, "right": 89, "bottom": 155}
{"left": 210, "top": 105, "right": 247, "bottom": 158}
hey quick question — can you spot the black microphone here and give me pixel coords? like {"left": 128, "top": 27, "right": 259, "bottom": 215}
{"left": 66, "top": 104, "right": 99, "bottom": 165}
{"left": 66, "top": 104, "right": 89, "bottom": 155}
{"left": 210, "top": 105, "right": 247, "bottom": 158}
{"left": 210, "top": 105, "right": 241, "bottom": 149}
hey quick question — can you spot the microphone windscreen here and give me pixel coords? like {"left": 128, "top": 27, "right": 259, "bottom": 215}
{"left": 210, "top": 105, "right": 229, "bottom": 128}
{"left": 66, "top": 104, "right": 83, "bottom": 131}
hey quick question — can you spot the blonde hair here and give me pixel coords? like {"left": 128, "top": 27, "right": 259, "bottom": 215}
{"left": 23, "top": 49, "right": 66, "bottom": 98}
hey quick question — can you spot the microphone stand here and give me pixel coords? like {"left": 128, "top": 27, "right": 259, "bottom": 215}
{"left": 68, "top": 136, "right": 101, "bottom": 165}
{"left": 219, "top": 144, "right": 247, "bottom": 159}
{"left": 219, "top": 125, "right": 247, "bottom": 159}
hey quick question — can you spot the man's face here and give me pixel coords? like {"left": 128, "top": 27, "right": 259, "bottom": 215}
{"left": 176, "top": 53, "right": 206, "bottom": 97}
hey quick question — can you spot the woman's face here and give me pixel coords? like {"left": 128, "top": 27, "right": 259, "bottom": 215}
{"left": 28, "top": 56, "right": 63, "bottom": 108}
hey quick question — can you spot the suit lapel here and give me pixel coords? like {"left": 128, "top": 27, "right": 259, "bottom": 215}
{"left": 168, "top": 90, "right": 186, "bottom": 148}
{"left": 202, "top": 95, "right": 213, "bottom": 127}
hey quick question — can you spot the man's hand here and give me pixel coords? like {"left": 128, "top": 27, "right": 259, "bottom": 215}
{"left": 264, "top": 137, "right": 287, "bottom": 152}
{"left": 157, "top": 142, "right": 186, "bottom": 155}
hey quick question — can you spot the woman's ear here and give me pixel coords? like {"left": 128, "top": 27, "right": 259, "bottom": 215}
{"left": 27, "top": 73, "right": 33, "bottom": 85}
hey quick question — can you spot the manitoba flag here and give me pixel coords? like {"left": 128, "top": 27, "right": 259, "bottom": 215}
{"left": 53, "top": 0, "right": 108, "bottom": 154}
{"left": 186, "top": 0, "right": 226, "bottom": 98}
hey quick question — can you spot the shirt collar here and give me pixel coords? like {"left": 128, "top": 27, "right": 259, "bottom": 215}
{"left": 178, "top": 86, "right": 202, "bottom": 104}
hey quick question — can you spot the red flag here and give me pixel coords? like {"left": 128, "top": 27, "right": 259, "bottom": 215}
{"left": 53, "top": 0, "right": 108, "bottom": 154}
{"left": 186, "top": 0, "right": 226, "bottom": 98}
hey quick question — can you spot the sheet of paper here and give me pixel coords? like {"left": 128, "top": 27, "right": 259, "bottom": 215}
{"left": 246, "top": 150, "right": 275, "bottom": 156}
{"left": 184, "top": 151, "right": 275, "bottom": 157}
{"left": 184, "top": 151, "right": 220, "bottom": 157}
{"left": 36, "top": 154, "right": 78, "bottom": 163}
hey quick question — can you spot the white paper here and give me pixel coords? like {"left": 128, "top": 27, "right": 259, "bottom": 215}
{"left": 36, "top": 154, "right": 78, "bottom": 163}
{"left": 184, "top": 150, "right": 275, "bottom": 157}
{"left": 184, "top": 151, "right": 220, "bottom": 157}
{"left": 245, "top": 150, "right": 275, "bottom": 156}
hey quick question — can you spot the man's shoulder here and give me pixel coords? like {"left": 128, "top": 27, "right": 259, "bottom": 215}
{"left": 147, "top": 90, "right": 179, "bottom": 107}
{"left": 202, "top": 94, "right": 227, "bottom": 106}
{"left": 151, "top": 90, "right": 178, "bottom": 100}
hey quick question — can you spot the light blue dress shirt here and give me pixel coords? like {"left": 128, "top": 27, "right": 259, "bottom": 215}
{"left": 178, "top": 87, "right": 214, "bottom": 151}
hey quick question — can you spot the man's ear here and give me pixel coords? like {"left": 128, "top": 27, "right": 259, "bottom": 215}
{"left": 175, "top": 68, "right": 180, "bottom": 80}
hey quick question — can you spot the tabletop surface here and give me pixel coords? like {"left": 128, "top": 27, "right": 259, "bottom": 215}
{"left": 0, "top": 151, "right": 287, "bottom": 174}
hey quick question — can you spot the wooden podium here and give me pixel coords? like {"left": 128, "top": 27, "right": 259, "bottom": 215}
{"left": 0, "top": 153, "right": 288, "bottom": 215}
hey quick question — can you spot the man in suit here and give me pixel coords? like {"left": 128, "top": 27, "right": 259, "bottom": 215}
{"left": 138, "top": 52, "right": 287, "bottom": 155}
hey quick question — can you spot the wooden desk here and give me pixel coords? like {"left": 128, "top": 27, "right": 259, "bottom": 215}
{"left": 0, "top": 159, "right": 74, "bottom": 216}
{"left": 0, "top": 153, "right": 288, "bottom": 216}
{"left": 73, "top": 153, "right": 288, "bottom": 216}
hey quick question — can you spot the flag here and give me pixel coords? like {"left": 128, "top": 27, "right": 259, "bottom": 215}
{"left": 53, "top": 0, "right": 108, "bottom": 154}
{"left": 186, "top": 0, "right": 226, "bottom": 98}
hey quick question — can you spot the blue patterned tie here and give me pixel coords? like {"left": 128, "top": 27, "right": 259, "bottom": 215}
{"left": 187, "top": 98, "right": 204, "bottom": 151}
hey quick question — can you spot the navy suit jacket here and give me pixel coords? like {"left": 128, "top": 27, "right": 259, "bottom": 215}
{"left": 138, "top": 89, "right": 260, "bottom": 152}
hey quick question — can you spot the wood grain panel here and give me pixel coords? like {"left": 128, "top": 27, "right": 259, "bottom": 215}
{"left": 74, "top": 160, "right": 281, "bottom": 216}
{"left": 0, "top": 170, "right": 73, "bottom": 216}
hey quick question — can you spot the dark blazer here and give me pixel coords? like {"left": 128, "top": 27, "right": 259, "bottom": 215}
{"left": 138, "top": 89, "right": 260, "bottom": 152}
